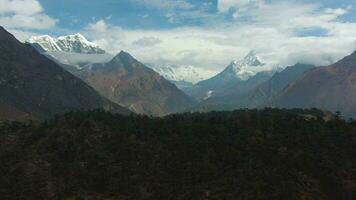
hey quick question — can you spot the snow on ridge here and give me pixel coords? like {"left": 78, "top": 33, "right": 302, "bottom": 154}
{"left": 27, "top": 33, "right": 106, "bottom": 54}
{"left": 149, "top": 64, "right": 216, "bottom": 84}
{"left": 226, "top": 50, "right": 279, "bottom": 80}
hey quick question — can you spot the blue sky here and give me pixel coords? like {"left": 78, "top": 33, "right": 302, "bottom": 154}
{"left": 2, "top": 0, "right": 356, "bottom": 74}
{"left": 37, "top": 0, "right": 356, "bottom": 32}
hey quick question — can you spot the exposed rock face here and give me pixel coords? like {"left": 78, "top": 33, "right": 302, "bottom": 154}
{"left": 274, "top": 51, "right": 356, "bottom": 118}
{"left": 0, "top": 26, "right": 130, "bottom": 121}
{"left": 80, "top": 51, "right": 196, "bottom": 116}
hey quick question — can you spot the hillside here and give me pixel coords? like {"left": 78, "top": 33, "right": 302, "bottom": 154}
{"left": 186, "top": 51, "right": 273, "bottom": 100}
{"left": 274, "top": 51, "right": 356, "bottom": 118}
{"left": 247, "top": 64, "right": 315, "bottom": 108}
{"left": 0, "top": 109, "right": 355, "bottom": 200}
{"left": 81, "top": 51, "right": 196, "bottom": 116}
{"left": 0, "top": 26, "right": 130, "bottom": 121}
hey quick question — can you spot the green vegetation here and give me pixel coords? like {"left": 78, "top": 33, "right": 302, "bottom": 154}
{"left": 0, "top": 109, "right": 355, "bottom": 200}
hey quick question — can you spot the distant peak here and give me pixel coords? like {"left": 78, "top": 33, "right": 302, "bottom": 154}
{"left": 72, "top": 33, "right": 86, "bottom": 39}
{"left": 229, "top": 50, "right": 263, "bottom": 69}
{"left": 222, "top": 50, "right": 266, "bottom": 80}
{"left": 117, "top": 50, "right": 134, "bottom": 59}
{"left": 229, "top": 60, "right": 242, "bottom": 71}
{"left": 243, "top": 50, "right": 263, "bottom": 66}
{"left": 118, "top": 50, "right": 131, "bottom": 56}
{"left": 58, "top": 33, "right": 88, "bottom": 42}
{"left": 27, "top": 33, "right": 106, "bottom": 54}
{"left": 110, "top": 51, "right": 134, "bottom": 63}
{"left": 27, "top": 35, "right": 55, "bottom": 42}
{"left": 74, "top": 33, "right": 85, "bottom": 37}
{"left": 245, "top": 50, "right": 257, "bottom": 59}
{"left": 36, "top": 35, "right": 53, "bottom": 38}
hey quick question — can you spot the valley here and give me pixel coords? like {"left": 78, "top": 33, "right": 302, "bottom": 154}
{"left": 1, "top": 0, "right": 356, "bottom": 197}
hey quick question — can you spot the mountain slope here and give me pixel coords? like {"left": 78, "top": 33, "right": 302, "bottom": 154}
{"left": 191, "top": 64, "right": 314, "bottom": 112}
{"left": 81, "top": 51, "right": 196, "bottom": 116}
{"left": 192, "top": 70, "right": 276, "bottom": 112}
{"left": 247, "top": 64, "right": 315, "bottom": 108}
{"left": 27, "top": 34, "right": 112, "bottom": 69}
{"left": 0, "top": 27, "right": 130, "bottom": 121}
{"left": 274, "top": 51, "right": 356, "bottom": 118}
{"left": 186, "top": 51, "right": 269, "bottom": 100}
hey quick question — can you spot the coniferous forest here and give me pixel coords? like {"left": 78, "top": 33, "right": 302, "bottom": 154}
{"left": 0, "top": 109, "right": 355, "bottom": 200}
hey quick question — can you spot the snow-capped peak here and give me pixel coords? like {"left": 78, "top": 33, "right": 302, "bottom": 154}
{"left": 227, "top": 50, "right": 265, "bottom": 80}
{"left": 243, "top": 50, "right": 263, "bottom": 66}
{"left": 58, "top": 33, "right": 86, "bottom": 40}
{"left": 57, "top": 33, "right": 93, "bottom": 46}
{"left": 27, "top": 34, "right": 106, "bottom": 54}
{"left": 27, "top": 35, "right": 53, "bottom": 43}
{"left": 230, "top": 51, "right": 263, "bottom": 69}
{"left": 27, "top": 35, "right": 62, "bottom": 52}
{"left": 148, "top": 64, "right": 216, "bottom": 84}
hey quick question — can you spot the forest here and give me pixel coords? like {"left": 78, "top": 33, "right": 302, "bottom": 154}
{"left": 0, "top": 108, "right": 355, "bottom": 200}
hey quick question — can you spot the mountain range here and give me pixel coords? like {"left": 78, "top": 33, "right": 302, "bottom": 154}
{"left": 0, "top": 27, "right": 130, "bottom": 121}
{"left": 27, "top": 34, "right": 215, "bottom": 88}
{"left": 148, "top": 64, "right": 216, "bottom": 89}
{"left": 27, "top": 33, "right": 106, "bottom": 54}
{"left": 192, "top": 64, "right": 315, "bottom": 112}
{"left": 247, "top": 64, "right": 316, "bottom": 108}
{"left": 2, "top": 25, "right": 356, "bottom": 120}
{"left": 27, "top": 33, "right": 197, "bottom": 116}
{"left": 27, "top": 34, "right": 113, "bottom": 70}
{"left": 185, "top": 51, "right": 278, "bottom": 101}
{"left": 79, "top": 51, "right": 196, "bottom": 115}
{"left": 273, "top": 51, "right": 356, "bottom": 118}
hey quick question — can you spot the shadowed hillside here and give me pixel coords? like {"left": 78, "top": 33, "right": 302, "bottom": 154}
{"left": 274, "top": 50, "right": 356, "bottom": 118}
{"left": 0, "top": 26, "right": 130, "bottom": 121}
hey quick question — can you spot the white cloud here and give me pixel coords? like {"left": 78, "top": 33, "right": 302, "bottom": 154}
{"left": 82, "top": 1, "right": 356, "bottom": 77}
{"left": 0, "top": 13, "right": 56, "bottom": 30}
{"left": 130, "top": 0, "right": 216, "bottom": 24}
{"left": 132, "top": 37, "right": 162, "bottom": 47}
{"left": 0, "top": 0, "right": 56, "bottom": 30}
{"left": 218, "top": 0, "right": 264, "bottom": 13}
{"left": 5, "top": 28, "right": 40, "bottom": 41}
{"left": 86, "top": 20, "right": 235, "bottom": 72}
{"left": 0, "top": 0, "right": 43, "bottom": 15}
{"left": 131, "top": 0, "right": 194, "bottom": 10}
{"left": 87, "top": 19, "right": 108, "bottom": 32}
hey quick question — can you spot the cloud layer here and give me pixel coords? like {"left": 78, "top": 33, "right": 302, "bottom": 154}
{"left": 4, "top": 0, "right": 356, "bottom": 77}
{"left": 85, "top": 0, "right": 356, "bottom": 74}
{"left": 0, "top": 0, "right": 56, "bottom": 30}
